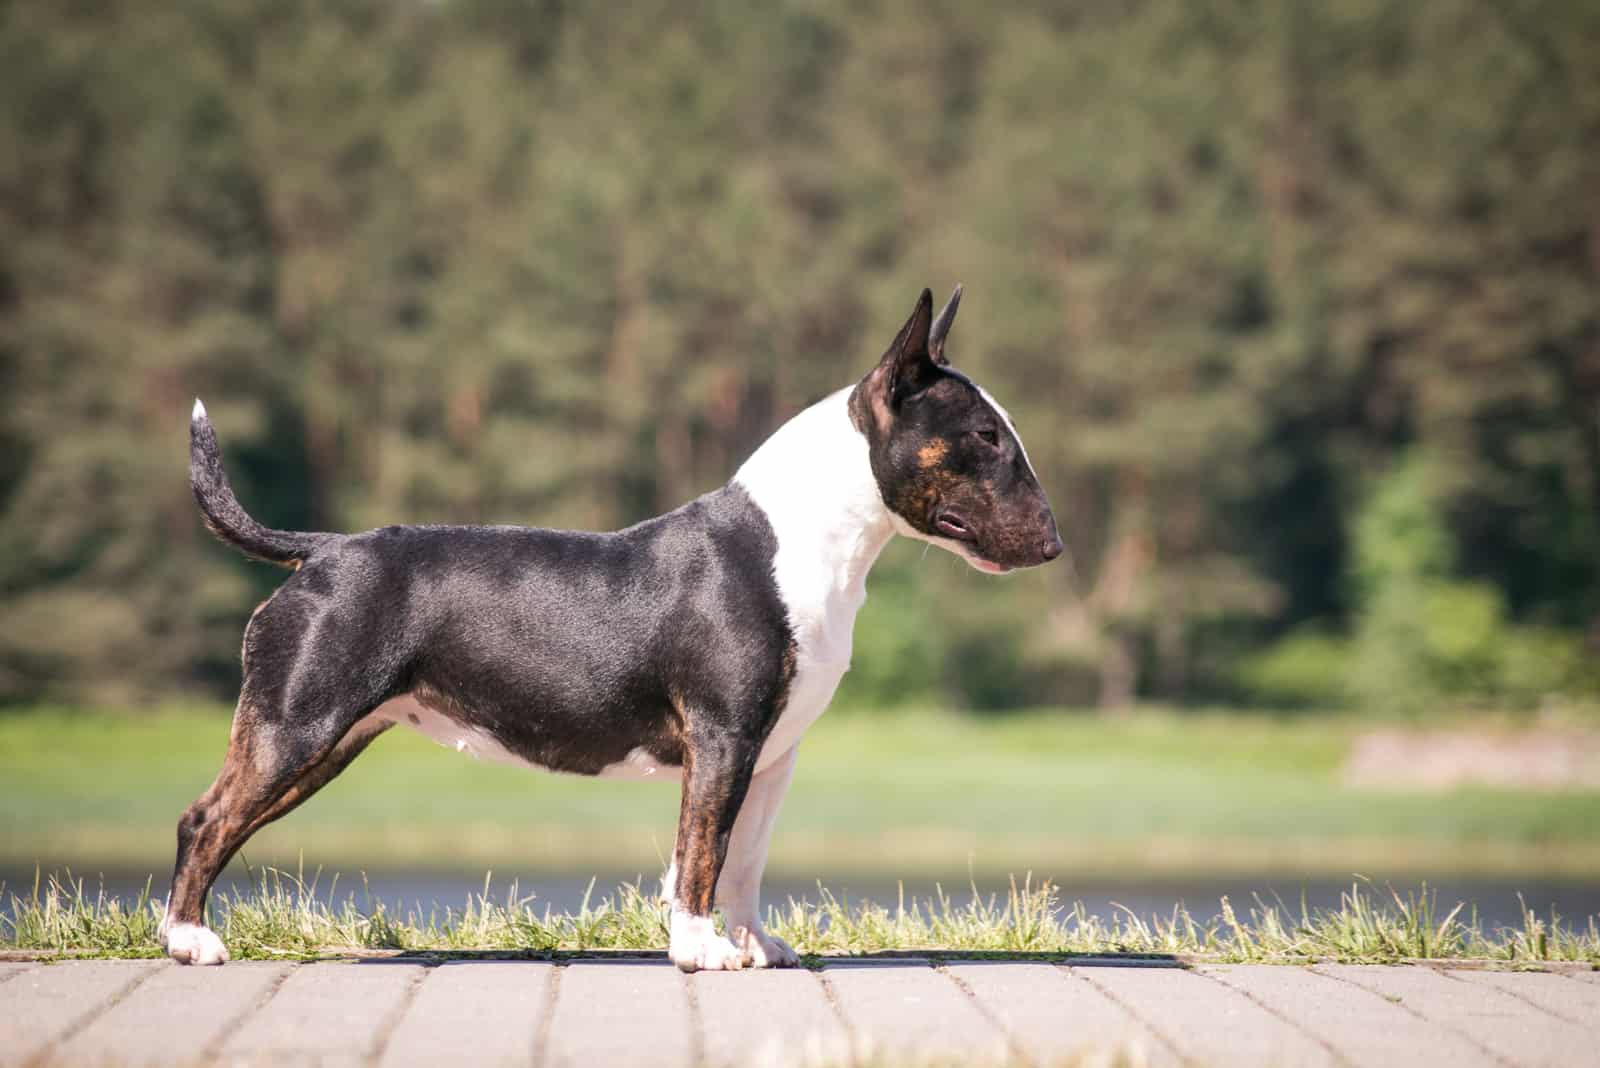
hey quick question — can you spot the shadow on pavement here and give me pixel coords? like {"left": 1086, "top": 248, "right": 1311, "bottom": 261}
{"left": 340, "top": 949, "right": 1187, "bottom": 968}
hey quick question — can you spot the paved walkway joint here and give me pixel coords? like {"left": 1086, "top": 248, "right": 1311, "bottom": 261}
{"left": 1, "top": 958, "right": 1596, "bottom": 1066}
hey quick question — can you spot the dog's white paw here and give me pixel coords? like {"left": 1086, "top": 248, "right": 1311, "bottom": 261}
{"left": 732, "top": 924, "right": 800, "bottom": 969}
{"left": 670, "top": 910, "right": 744, "bottom": 973}
{"left": 165, "top": 922, "right": 229, "bottom": 966}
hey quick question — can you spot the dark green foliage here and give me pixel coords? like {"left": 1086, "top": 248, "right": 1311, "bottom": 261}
{"left": 1, "top": 0, "right": 1596, "bottom": 710}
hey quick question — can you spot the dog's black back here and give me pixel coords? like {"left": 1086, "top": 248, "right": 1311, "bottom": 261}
{"left": 243, "top": 484, "right": 795, "bottom": 776}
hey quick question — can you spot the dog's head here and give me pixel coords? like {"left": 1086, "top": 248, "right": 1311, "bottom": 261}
{"left": 849, "top": 287, "right": 1063, "bottom": 574}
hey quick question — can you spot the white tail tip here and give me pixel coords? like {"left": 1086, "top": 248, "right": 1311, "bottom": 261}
{"left": 192, "top": 398, "right": 206, "bottom": 421}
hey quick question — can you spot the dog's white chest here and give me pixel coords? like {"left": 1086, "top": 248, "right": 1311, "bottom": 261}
{"left": 735, "top": 389, "right": 895, "bottom": 772}
{"left": 758, "top": 608, "right": 857, "bottom": 770}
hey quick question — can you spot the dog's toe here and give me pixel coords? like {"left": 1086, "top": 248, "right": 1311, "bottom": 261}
{"left": 165, "top": 923, "right": 229, "bottom": 966}
{"left": 733, "top": 925, "right": 800, "bottom": 969}
{"left": 670, "top": 912, "right": 745, "bottom": 972}
{"left": 673, "top": 933, "right": 746, "bottom": 973}
{"left": 682, "top": 935, "right": 745, "bottom": 973}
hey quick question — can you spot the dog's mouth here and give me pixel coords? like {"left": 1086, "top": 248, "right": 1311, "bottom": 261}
{"left": 935, "top": 512, "right": 1014, "bottom": 573}
{"left": 935, "top": 512, "right": 975, "bottom": 542}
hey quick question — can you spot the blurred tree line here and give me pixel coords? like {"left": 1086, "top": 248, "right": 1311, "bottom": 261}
{"left": 1, "top": 0, "right": 1597, "bottom": 712}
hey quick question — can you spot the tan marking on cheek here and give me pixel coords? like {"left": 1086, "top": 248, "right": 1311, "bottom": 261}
{"left": 892, "top": 469, "right": 964, "bottom": 533}
{"left": 918, "top": 438, "right": 949, "bottom": 469}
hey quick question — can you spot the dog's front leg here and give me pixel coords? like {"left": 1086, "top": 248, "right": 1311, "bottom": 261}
{"left": 715, "top": 745, "right": 800, "bottom": 968}
{"left": 669, "top": 728, "right": 759, "bottom": 972}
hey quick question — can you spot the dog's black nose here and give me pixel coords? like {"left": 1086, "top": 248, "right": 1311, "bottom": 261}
{"left": 1041, "top": 535, "right": 1064, "bottom": 562}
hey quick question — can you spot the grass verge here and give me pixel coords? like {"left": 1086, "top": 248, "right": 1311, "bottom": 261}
{"left": 4, "top": 868, "right": 1596, "bottom": 965}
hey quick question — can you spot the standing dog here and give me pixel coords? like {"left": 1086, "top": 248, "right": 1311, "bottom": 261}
{"left": 164, "top": 286, "right": 1061, "bottom": 971}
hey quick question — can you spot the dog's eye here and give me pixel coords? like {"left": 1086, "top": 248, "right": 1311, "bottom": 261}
{"left": 972, "top": 428, "right": 999, "bottom": 448}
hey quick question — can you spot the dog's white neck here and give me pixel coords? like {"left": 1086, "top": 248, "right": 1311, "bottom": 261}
{"left": 733, "top": 387, "right": 895, "bottom": 659}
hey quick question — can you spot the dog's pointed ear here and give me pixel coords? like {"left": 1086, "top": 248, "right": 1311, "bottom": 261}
{"left": 857, "top": 289, "right": 941, "bottom": 433}
{"left": 885, "top": 287, "right": 937, "bottom": 407}
{"left": 928, "top": 284, "right": 961, "bottom": 366}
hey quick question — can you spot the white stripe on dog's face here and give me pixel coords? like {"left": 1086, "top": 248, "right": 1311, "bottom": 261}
{"left": 973, "top": 381, "right": 1037, "bottom": 482}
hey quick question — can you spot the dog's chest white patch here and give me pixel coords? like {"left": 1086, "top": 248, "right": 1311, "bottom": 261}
{"left": 760, "top": 650, "right": 852, "bottom": 769}
{"left": 734, "top": 388, "right": 895, "bottom": 771}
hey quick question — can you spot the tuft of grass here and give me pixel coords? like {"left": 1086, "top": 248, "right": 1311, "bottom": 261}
{"left": 3, "top": 868, "right": 1597, "bottom": 964}
{"left": 1, "top": 869, "right": 165, "bottom": 957}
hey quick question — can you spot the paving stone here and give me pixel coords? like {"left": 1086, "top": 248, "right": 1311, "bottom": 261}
{"left": 543, "top": 960, "right": 693, "bottom": 1068}
{"left": 822, "top": 959, "right": 1008, "bottom": 1064}
{"left": 1317, "top": 964, "right": 1593, "bottom": 1068}
{"left": 1083, "top": 964, "right": 1338, "bottom": 1068}
{"left": 49, "top": 960, "right": 292, "bottom": 1067}
{"left": 219, "top": 961, "right": 426, "bottom": 1068}
{"left": 15, "top": 956, "right": 1600, "bottom": 1067}
{"left": 1202, "top": 964, "right": 1497, "bottom": 1068}
{"left": 691, "top": 967, "right": 849, "bottom": 1067}
{"left": 1447, "top": 969, "right": 1600, "bottom": 1030}
{"left": 380, "top": 961, "right": 553, "bottom": 1068}
{"left": 0, "top": 962, "right": 40, "bottom": 984}
{"left": 946, "top": 962, "right": 1176, "bottom": 1068}
{"left": 0, "top": 960, "right": 165, "bottom": 1067}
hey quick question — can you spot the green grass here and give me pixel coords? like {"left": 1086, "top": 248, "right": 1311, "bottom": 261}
{"left": 4, "top": 705, "right": 1600, "bottom": 876}
{"left": 4, "top": 867, "right": 1597, "bottom": 964}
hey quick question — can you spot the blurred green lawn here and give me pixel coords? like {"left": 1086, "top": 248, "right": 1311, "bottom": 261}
{"left": 4, "top": 706, "right": 1599, "bottom": 879}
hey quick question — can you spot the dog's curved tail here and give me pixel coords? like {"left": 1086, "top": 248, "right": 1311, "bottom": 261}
{"left": 189, "top": 399, "right": 338, "bottom": 568}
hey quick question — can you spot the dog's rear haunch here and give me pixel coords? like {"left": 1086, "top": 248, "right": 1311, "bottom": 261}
{"left": 164, "top": 287, "right": 1062, "bottom": 971}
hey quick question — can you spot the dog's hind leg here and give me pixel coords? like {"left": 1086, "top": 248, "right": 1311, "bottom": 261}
{"left": 161, "top": 699, "right": 389, "bottom": 965}
{"left": 240, "top": 717, "right": 392, "bottom": 837}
